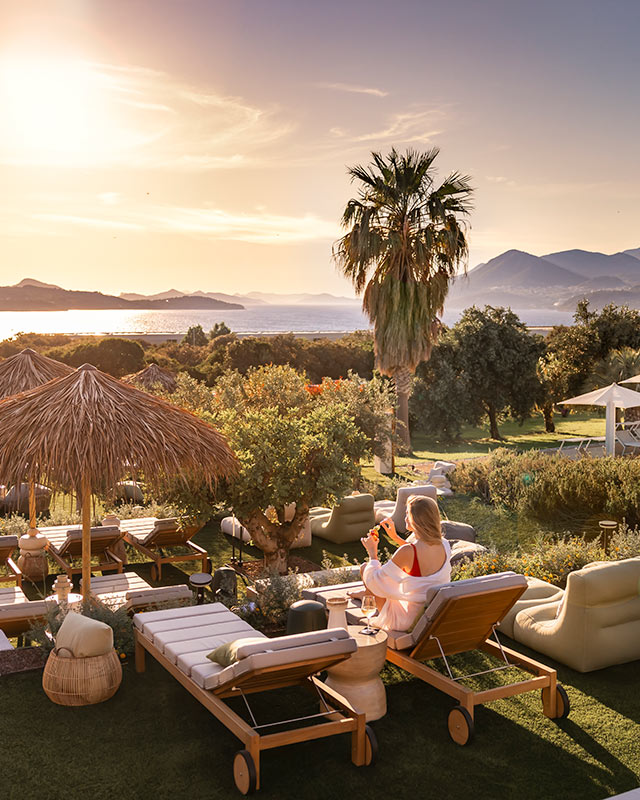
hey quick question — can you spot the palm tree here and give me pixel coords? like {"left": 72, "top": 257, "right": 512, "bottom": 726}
{"left": 333, "top": 148, "right": 473, "bottom": 448}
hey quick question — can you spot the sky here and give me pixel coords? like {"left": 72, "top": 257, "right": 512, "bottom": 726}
{"left": 1, "top": 0, "right": 639, "bottom": 297}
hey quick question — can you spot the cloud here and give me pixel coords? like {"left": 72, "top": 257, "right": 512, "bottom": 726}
{"left": 0, "top": 59, "right": 292, "bottom": 170}
{"left": 486, "top": 175, "right": 517, "bottom": 187}
{"left": 329, "top": 107, "right": 448, "bottom": 146}
{"left": 30, "top": 204, "right": 339, "bottom": 244}
{"left": 316, "top": 82, "right": 388, "bottom": 97}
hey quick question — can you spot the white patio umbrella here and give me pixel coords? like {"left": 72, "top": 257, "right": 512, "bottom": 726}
{"left": 620, "top": 374, "right": 640, "bottom": 385}
{"left": 559, "top": 383, "right": 640, "bottom": 456}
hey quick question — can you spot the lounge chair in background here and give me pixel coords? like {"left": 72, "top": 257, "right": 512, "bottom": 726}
{"left": 0, "top": 483, "right": 52, "bottom": 517}
{"left": 122, "top": 518, "right": 209, "bottom": 581}
{"left": 46, "top": 526, "right": 124, "bottom": 582}
{"left": 0, "top": 535, "right": 22, "bottom": 586}
{"left": 0, "top": 586, "right": 48, "bottom": 641}
{"left": 512, "top": 557, "right": 640, "bottom": 672}
{"left": 133, "top": 603, "right": 376, "bottom": 793}
{"left": 310, "top": 494, "right": 375, "bottom": 544}
{"left": 88, "top": 571, "right": 192, "bottom": 612}
{"left": 373, "top": 485, "right": 437, "bottom": 532}
{"left": 616, "top": 430, "right": 640, "bottom": 456}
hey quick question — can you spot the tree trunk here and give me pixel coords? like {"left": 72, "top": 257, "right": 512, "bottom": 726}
{"left": 242, "top": 507, "right": 307, "bottom": 575}
{"left": 393, "top": 366, "right": 413, "bottom": 451}
{"left": 486, "top": 403, "right": 502, "bottom": 440}
{"left": 542, "top": 402, "right": 555, "bottom": 433}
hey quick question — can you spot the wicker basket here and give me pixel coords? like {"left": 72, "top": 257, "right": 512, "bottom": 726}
{"left": 42, "top": 647, "right": 123, "bottom": 706}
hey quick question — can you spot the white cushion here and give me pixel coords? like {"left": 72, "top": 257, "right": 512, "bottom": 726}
{"left": 55, "top": 611, "right": 113, "bottom": 658}
{"left": 133, "top": 602, "right": 230, "bottom": 633}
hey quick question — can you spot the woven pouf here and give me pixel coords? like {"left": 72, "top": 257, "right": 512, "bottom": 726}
{"left": 43, "top": 647, "right": 123, "bottom": 706}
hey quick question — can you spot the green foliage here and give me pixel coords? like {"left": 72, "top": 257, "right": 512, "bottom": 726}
{"left": 452, "top": 534, "right": 606, "bottom": 588}
{"left": 29, "top": 603, "right": 136, "bottom": 656}
{"left": 199, "top": 332, "right": 374, "bottom": 384}
{"left": 583, "top": 347, "right": 640, "bottom": 392}
{"left": 182, "top": 325, "right": 208, "bottom": 347}
{"left": 52, "top": 337, "right": 145, "bottom": 377}
{"left": 235, "top": 570, "right": 304, "bottom": 627}
{"left": 209, "top": 321, "right": 231, "bottom": 339}
{"left": 409, "top": 328, "right": 476, "bottom": 440}
{"left": 451, "top": 448, "right": 640, "bottom": 526}
{"left": 410, "top": 307, "right": 543, "bottom": 440}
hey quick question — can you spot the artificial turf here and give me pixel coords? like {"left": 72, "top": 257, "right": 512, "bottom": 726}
{"left": 3, "top": 644, "right": 639, "bottom": 800}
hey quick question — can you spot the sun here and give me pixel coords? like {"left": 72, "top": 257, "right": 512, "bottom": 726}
{"left": 0, "top": 54, "right": 119, "bottom": 166}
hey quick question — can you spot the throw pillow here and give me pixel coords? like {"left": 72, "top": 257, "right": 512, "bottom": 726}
{"left": 207, "top": 637, "right": 267, "bottom": 667}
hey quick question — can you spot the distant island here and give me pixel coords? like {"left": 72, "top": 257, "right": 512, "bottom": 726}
{"left": 0, "top": 280, "right": 244, "bottom": 312}
{"left": 448, "top": 246, "right": 640, "bottom": 311}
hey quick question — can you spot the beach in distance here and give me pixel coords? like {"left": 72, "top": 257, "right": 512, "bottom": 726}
{"left": 0, "top": 304, "right": 577, "bottom": 340}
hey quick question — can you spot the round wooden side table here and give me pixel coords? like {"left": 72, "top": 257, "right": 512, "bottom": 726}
{"left": 324, "top": 625, "right": 387, "bottom": 721}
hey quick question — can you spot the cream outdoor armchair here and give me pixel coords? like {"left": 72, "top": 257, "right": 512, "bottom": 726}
{"left": 513, "top": 557, "right": 640, "bottom": 672}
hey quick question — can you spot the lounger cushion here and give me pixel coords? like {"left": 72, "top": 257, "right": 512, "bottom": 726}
{"left": 134, "top": 604, "right": 356, "bottom": 691}
{"left": 208, "top": 637, "right": 268, "bottom": 666}
{"left": 55, "top": 611, "right": 113, "bottom": 658}
{"left": 0, "top": 599, "right": 48, "bottom": 625}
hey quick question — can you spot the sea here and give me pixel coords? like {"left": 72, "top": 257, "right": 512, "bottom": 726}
{"left": 0, "top": 305, "right": 576, "bottom": 339}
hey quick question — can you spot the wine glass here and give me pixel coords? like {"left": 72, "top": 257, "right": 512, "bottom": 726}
{"left": 361, "top": 595, "right": 377, "bottom": 635}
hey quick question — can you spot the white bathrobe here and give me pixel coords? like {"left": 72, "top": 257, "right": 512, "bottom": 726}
{"left": 362, "top": 538, "right": 452, "bottom": 632}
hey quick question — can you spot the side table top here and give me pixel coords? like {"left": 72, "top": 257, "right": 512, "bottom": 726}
{"left": 346, "top": 624, "right": 387, "bottom": 649}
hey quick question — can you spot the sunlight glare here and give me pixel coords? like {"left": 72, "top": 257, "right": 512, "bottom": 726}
{"left": 0, "top": 55, "right": 122, "bottom": 166}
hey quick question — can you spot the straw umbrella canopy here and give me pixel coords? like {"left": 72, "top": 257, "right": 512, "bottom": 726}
{"left": 124, "top": 363, "right": 178, "bottom": 393}
{"left": 0, "top": 348, "right": 75, "bottom": 528}
{"left": 559, "top": 382, "right": 640, "bottom": 455}
{"left": 0, "top": 364, "right": 238, "bottom": 598}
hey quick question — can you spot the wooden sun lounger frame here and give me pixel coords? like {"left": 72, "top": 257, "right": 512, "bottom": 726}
{"left": 135, "top": 628, "right": 374, "bottom": 794}
{"left": 124, "top": 524, "right": 210, "bottom": 581}
{"left": 385, "top": 584, "right": 568, "bottom": 745}
{"left": 0, "top": 541, "right": 22, "bottom": 587}
{"left": 47, "top": 530, "right": 124, "bottom": 581}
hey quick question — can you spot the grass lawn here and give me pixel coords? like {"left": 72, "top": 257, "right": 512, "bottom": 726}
{"left": 396, "top": 411, "right": 606, "bottom": 463}
{"left": 4, "top": 642, "right": 639, "bottom": 800}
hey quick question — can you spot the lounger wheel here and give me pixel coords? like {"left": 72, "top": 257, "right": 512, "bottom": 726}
{"left": 448, "top": 706, "right": 474, "bottom": 746}
{"left": 364, "top": 724, "right": 378, "bottom": 766}
{"left": 233, "top": 750, "right": 257, "bottom": 795}
{"left": 542, "top": 684, "right": 570, "bottom": 719}
{"left": 205, "top": 558, "right": 213, "bottom": 574}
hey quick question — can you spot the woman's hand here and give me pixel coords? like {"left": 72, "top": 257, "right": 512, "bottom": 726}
{"left": 361, "top": 530, "right": 379, "bottom": 560}
{"left": 380, "top": 518, "right": 404, "bottom": 546}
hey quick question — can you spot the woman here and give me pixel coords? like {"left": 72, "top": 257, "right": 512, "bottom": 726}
{"left": 356, "top": 494, "right": 451, "bottom": 632}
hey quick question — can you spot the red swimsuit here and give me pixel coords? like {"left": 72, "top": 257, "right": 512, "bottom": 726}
{"left": 407, "top": 543, "right": 422, "bottom": 577}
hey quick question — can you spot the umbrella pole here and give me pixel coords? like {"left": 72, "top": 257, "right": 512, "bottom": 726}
{"left": 28, "top": 481, "right": 37, "bottom": 530}
{"left": 81, "top": 476, "right": 92, "bottom": 602}
{"left": 606, "top": 400, "right": 616, "bottom": 456}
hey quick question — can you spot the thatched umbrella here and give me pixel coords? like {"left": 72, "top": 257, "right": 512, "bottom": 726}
{"left": 0, "top": 348, "right": 74, "bottom": 528}
{"left": 0, "top": 364, "right": 237, "bottom": 598}
{"left": 124, "top": 363, "right": 178, "bottom": 393}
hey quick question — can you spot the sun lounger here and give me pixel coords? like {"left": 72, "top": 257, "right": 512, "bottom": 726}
{"left": 122, "top": 518, "right": 209, "bottom": 580}
{"left": 0, "top": 586, "right": 48, "bottom": 639}
{"left": 616, "top": 430, "right": 640, "bottom": 456}
{"left": 46, "top": 525, "right": 124, "bottom": 581}
{"left": 88, "top": 571, "right": 192, "bottom": 612}
{"left": 0, "top": 535, "right": 22, "bottom": 587}
{"left": 134, "top": 603, "right": 376, "bottom": 793}
{"left": 305, "top": 572, "right": 568, "bottom": 745}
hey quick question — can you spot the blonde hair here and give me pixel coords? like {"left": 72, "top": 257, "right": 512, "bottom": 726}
{"left": 406, "top": 495, "right": 442, "bottom": 543}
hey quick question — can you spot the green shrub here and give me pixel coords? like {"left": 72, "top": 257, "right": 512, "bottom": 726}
{"left": 452, "top": 534, "right": 605, "bottom": 588}
{"left": 451, "top": 449, "right": 640, "bottom": 525}
{"left": 28, "top": 602, "right": 136, "bottom": 656}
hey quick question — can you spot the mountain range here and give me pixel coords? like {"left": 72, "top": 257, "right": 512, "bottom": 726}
{"left": 119, "top": 289, "right": 359, "bottom": 306}
{"left": 448, "top": 247, "right": 640, "bottom": 311}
